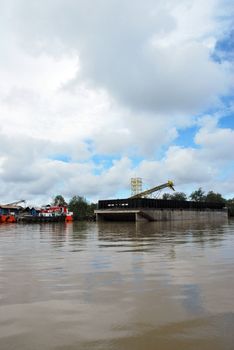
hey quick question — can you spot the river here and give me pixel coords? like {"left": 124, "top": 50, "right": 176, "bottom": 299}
{"left": 0, "top": 219, "right": 234, "bottom": 349}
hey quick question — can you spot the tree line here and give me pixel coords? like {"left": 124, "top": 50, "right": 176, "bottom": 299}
{"left": 162, "top": 188, "right": 226, "bottom": 203}
{"left": 162, "top": 187, "right": 234, "bottom": 216}
{"left": 52, "top": 188, "right": 234, "bottom": 220}
{"left": 52, "top": 195, "right": 97, "bottom": 220}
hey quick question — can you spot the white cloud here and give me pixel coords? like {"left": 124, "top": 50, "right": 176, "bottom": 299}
{"left": 195, "top": 117, "right": 234, "bottom": 162}
{"left": 0, "top": 0, "right": 233, "bottom": 203}
{"left": 164, "top": 146, "right": 216, "bottom": 184}
{"left": 3, "top": 0, "right": 232, "bottom": 112}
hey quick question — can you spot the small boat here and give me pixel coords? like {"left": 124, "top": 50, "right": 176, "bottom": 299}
{"left": 0, "top": 204, "right": 20, "bottom": 223}
{"left": 0, "top": 214, "right": 17, "bottom": 223}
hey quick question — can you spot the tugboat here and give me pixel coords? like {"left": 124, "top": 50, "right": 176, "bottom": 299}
{"left": 40, "top": 205, "right": 73, "bottom": 221}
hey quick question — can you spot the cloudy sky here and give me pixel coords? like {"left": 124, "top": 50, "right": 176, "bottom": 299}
{"left": 0, "top": 0, "right": 233, "bottom": 205}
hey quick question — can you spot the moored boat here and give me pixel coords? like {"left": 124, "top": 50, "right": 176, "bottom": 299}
{"left": 0, "top": 203, "right": 73, "bottom": 224}
{"left": 0, "top": 214, "right": 17, "bottom": 223}
{"left": 0, "top": 204, "right": 21, "bottom": 223}
{"left": 17, "top": 215, "right": 66, "bottom": 223}
{"left": 39, "top": 205, "right": 73, "bottom": 222}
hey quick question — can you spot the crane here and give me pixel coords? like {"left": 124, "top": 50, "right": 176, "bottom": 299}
{"left": 129, "top": 180, "right": 175, "bottom": 199}
{"left": 5, "top": 200, "right": 26, "bottom": 206}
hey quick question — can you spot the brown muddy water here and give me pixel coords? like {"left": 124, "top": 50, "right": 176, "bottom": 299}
{"left": 0, "top": 219, "right": 234, "bottom": 350}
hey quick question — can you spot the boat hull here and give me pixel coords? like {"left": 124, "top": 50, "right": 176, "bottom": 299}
{"left": 17, "top": 216, "right": 66, "bottom": 223}
{"left": 0, "top": 215, "right": 17, "bottom": 223}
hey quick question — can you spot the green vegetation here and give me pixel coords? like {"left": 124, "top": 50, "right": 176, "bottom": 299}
{"left": 170, "top": 192, "right": 187, "bottom": 201}
{"left": 226, "top": 199, "right": 234, "bottom": 217}
{"left": 163, "top": 188, "right": 234, "bottom": 216}
{"left": 205, "top": 191, "right": 226, "bottom": 204}
{"left": 68, "top": 196, "right": 97, "bottom": 220}
{"left": 52, "top": 195, "right": 67, "bottom": 206}
{"left": 51, "top": 195, "right": 97, "bottom": 220}
{"left": 163, "top": 188, "right": 226, "bottom": 203}
{"left": 162, "top": 192, "right": 187, "bottom": 201}
{"left": 189, "top": 187, "right": 206, "bottom": 202}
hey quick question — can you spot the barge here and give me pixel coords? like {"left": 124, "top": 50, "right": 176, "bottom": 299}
{"left": 95, "top": 198, "right": 228, "bottom": 222}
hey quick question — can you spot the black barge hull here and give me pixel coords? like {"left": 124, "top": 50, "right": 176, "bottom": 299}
{"left": 17, "top": 216, "right": 66, "bottom": 223}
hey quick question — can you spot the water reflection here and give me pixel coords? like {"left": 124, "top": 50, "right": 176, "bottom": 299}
{"left": 0, "top": 219, "right": 233, "bottom": 350}
{"left": 97, "top": 220, "right": 226, "bottom": 252}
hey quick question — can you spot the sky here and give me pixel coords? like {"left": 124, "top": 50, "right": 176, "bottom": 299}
{"left": 0, "top": 0, "right": 234, "bottom": 205}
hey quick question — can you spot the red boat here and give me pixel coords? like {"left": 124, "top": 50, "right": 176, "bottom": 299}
{"left": 39, "top": 205, "right": 73, "bottom": 222}
{"left": 0, "top": 205, "right": 19, "bottom": 223}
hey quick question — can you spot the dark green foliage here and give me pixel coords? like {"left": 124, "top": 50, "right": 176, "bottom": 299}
{"left": 189, "top": 187, "right": 206, "bottom": 202}
{"left": 164, "top": 188, "right": 226, "bottom": 204}
{"left": 68, "top": 195, "right": 97, "bottom": 220}
{"left": 169, "top": 192, "right": 187, "bottom": 201}
{"left": 205, "top": 191, "right": 226, "bottom": 203}
{"left": 189, "top": 188, "right": 225, "bottom": 204}
{"left": 226, "top": 199, "right": 234, "bottom": 216}
{"left": 162, "top": 193, "right": 171, "bottom": 200}
{"left": 52, "top": 195, "right": 67, "bottom": 206}
{"left": 162, "top": 192, "right": 187, "bottom": 201}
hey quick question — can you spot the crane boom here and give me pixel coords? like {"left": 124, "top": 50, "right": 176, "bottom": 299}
{"left": 129, "top": 180, "right": 175, "bottom": 199}
{"left": 5, "top": 200, "right": 26, "bottom": 206}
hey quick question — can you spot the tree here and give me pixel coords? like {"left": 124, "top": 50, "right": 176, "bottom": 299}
{"left": 170, "top": 192, "right": 187, "bottom": 201}
{"left": 87, "top": 202, "right": 97, "bottom": 217}
{"left": 52, "top": 195, "right": 67, "bottom": 206}
{"left": 190, "top": 187, "right": 206, "bottom": 202}
{"left": 205, "top": 191, "right": 226, "bottom": 203}
{"left": 226, "top": 198, "right": 234, "bottom": 216}
{"left": 68, "top": 196, "right": 88, "bottom": 219}
{"left": 162, "top": 193, "right": 172, "bottom": 200}
{"left": 68, "top": 196, "right": 97, "bottom": 220}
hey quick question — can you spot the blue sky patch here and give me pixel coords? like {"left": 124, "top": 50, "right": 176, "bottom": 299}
{"left": 49, "top": 154, "right": 71, "bottom": 163}
{"left": 219, "top": 115, "right": 234, "bottom": 129}
{"left": 212, "top": 30, "right": 234, "bottom": 62}
{"left": 174, "top": 126, "right": 199, "bottom": 148}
